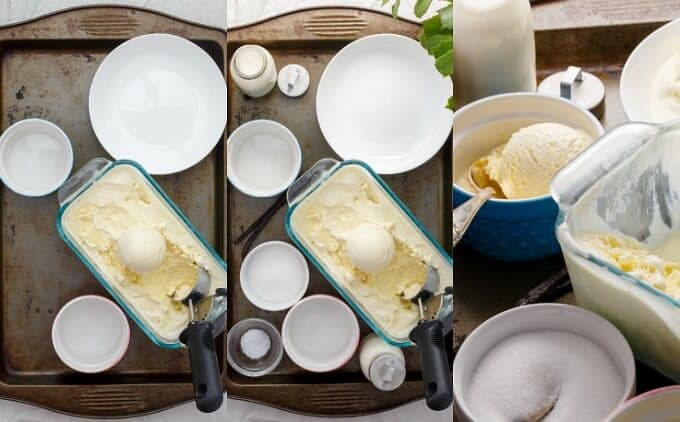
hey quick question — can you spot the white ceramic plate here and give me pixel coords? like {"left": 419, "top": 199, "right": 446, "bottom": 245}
{"left": 89, "top": 34, "right": 227, "bottom": 175}
{"left": 316, "top": 34, "right": 452, "bottom": 174}
{"left": 621, "top": 18, "right": 680, "bottom": 122}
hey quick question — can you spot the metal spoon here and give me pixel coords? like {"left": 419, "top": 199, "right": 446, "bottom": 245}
{"left": 453, "top": 187, "right": 495, "bottom": 247}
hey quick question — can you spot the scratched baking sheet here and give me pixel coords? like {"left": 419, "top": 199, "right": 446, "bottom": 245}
{"left": 225, "top": 8, "right": 453, "bottom": 416}
{"left": 0, "top": 7, "right": 228, "bottom": 417}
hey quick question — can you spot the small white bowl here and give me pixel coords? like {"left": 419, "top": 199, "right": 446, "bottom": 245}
{"left": 0, "top": 118, "right": 73, "bottom": 197}
{"left": 227, "top": 119, "right": 302, "bottom": 197}
{"left": 240, "top": 241, "right": 309, "bottom": 311}
{"left": 606, "top": 386, "right": 680, "bottom": 421}
{"left": 52, "top": 295, "right": 130, "bottom": 373}
{"left": 282, "top": 294, "right": 360, "bottom": 372}
{"left": 453, "top": 304, "right": 636, "bottom": 422}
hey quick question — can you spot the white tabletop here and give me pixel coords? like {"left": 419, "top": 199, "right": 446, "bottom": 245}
{"left": 0, "top": 1, "right": 452, "bottom": 421}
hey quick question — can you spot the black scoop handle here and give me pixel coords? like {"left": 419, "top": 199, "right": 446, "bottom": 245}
{"left": 180, "top": 321, "right": 223, "bottom": 413}
{"left": 410, "top": 319, "right": 453, "bottom": 411}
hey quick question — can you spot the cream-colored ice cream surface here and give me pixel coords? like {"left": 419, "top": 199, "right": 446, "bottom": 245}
{"left": 290, "top": 165, "right": 452, "bottom": 340}
{"left": 485, "top": 123, "right": 593, "bottom": 199}
{"left": 63, "top": 165, "right": 226, "bottom": 343}
{"left": 579, "top": 232, "right": 680, "bottom": 300}
{"left": 117, "top": 227, "right": 167, "bottom": 274}
{"left": 653, "top": 51, "right": 680, "bottom": 122}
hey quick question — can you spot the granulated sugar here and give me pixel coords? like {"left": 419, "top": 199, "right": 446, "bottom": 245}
{"left": 466, "top": 330, "right": 624, "bottom": 422}
{"left": 240, "top": 328, "right": 271, "bottom": 360}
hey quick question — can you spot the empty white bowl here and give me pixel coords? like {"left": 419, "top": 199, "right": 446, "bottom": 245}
{"left": 52, "top": 295, "right": 130, "bottom": 373}
{"left": 282, "top": 294, "right": 360, "bottom": 372}
{"left": 240, "top": 241, "right": 309, "bottom": 311}
{"left": 453, "top": 304, "right": 636, "bottom": 422}
{"left": 606, "top": 386, "right": 680, "bottom": 421}
{"left": 227, "top": 119, "right": 302, "bottom": 197}
{"left": 0, "top": 118, "right": 73, "bottom": 196}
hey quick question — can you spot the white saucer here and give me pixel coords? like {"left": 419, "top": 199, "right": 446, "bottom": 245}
{"left": 316, "top": 34, "right": 453, "bottom": 174}
{"left": 0, "top": 118, "right": 73, "bottom": 197}
{"left": 89, "top": 34, "right": 227, "bottom": 175}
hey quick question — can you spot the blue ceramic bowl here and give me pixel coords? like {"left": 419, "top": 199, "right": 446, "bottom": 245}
{"left": 453, "top": 93, "right": 604, "bottom": 261}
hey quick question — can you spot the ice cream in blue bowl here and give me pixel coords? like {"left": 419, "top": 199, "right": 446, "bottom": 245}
{"left": 453, "top": 93, "right": 604, "bottom": 261}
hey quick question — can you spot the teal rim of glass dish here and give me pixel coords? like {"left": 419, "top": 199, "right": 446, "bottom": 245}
{"left": 557, "top": 212, "right": 680, "bottom": 310}
{"left": 56, "top": 159, "right": 228, "bottom": 349}
{"left": 285, "top": 159, "right": 453, "bottom": 348}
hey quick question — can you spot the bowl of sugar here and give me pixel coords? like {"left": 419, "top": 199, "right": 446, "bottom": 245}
{"left": 453, "top": 304, "right": 636, "bottom": 422}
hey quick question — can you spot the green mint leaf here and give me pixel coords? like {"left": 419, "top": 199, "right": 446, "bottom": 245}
{"left": 435, "top": 50, "right": 453, "bottom": 76}
{"left": 447, "top": 96, "right": 454, "bottom": 110}
{"left": 392, "top": 0, "right": 401, "bottom": 18}
{"left": 438, "top": 4, "right": 453, "bottom": 30}
{"left": 422, "top": 14, "right": 442, "bottom": 37}
{"left": 414, "top": 0, "right": 433, "bottom": 18}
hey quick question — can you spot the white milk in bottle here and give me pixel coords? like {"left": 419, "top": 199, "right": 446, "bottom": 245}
{"left": 454, "top": 0, "right": 536, "bottom": 106}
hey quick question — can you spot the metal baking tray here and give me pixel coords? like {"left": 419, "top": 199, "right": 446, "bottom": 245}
{"left": 454, "top": 21, "right": 676, "bottom": 393}
{"left": 0, "top": 7, "right": 228, "bottom": 417}
{"left": 226, "top": 9, "right": 452, "bottom": 416}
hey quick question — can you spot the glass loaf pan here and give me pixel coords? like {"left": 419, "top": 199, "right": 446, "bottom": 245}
{"left": 285, "top": 158, "right": 453, "bottom": 347}
{"left": 56, "top": 158, "right": 228, "bottom": 349}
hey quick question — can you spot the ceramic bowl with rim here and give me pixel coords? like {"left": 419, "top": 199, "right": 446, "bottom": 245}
{"left": 606, "top": 386, "right": 680, "bottom": 421}
{"left": 453, "top": 304, "right": 636, "bottom": 422}
{"left": 282, "top": 294, "right": 360, "bottom": 372}
{"left": 52, "top": 295, "right": 130, "bottom": 373}
{"left": 89, "top": 33, "right": 227, "bottom": 175}
{"left": 239, "top": 241, "right": 309, "bottom": 311}
{"left": 0, "top": 118, "right": 73, "bottom": 197}
{"left": 453, "top": 93, "right": 604, "bottom": 261}
{"left": 227, "top": 119, "right": 302, "bottom": 198}
{"left": 316, "top": 33, "right": 453, "bottom": 175}
{"left": 620, "top": 17, "right": 680, "bottom": 122}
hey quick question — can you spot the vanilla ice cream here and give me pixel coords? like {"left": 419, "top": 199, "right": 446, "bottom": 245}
{"left": 476, "top": 123, "right": 593, "bottom": 199}
{"left": 579, "top": 232, "right": 680, "bottom": 300}
{"left": 290, "top": 164, "right": 452, "bottom": 340}
{"left": 346, "top": 224, "right": 395, "bottom": 274}
{"left": 62, "top": 165, "right": 226, "bottom": 342}
{"left": 652, "top": 51, "right": 680, "bottom": 122}
{"left": 118, "top": 227, "right": 167, "bottom": 274}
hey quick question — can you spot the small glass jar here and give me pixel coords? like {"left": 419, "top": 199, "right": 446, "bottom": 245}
{"left": 230, "top": 45, "right": 277, "bottom": 98}
{"left": 359, "top": 334, "right": 406, "bottom": 391}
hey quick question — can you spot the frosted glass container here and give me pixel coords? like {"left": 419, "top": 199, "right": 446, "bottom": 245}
{"left": 553, "top": 120, "right": 680, "bottom": 382}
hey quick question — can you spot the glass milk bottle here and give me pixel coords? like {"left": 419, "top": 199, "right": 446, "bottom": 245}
{"left": 454, "top": 0, "right": 536, "bottom": 106}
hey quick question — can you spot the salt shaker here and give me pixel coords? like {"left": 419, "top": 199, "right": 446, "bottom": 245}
{"left": 359, "top": 334, "right": 406, "bottom": 392}
{"left": 230, "top": 45, "right": 277, "bottom": 97}
{"left": 454, "top": 0, "right": 536, "bottom": 106}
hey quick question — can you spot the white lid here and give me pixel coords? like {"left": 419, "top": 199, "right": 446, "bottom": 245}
{"left": 369, "top": 354, "right": 406, "bottom": 391}
{"left": 240, "top": 241, "right": 309, "bottom": 311}
{"left": 51, "top": 295, "right": 130, "bottom": 373}
{"left": 234, "top": 45, "right": 267, "bottom": 80}
{"left": 538, "top": 67, "right": 605, "bottom": 118}
{"left": 0, "top": 118, "right": 73, "bottom": 197}
{"left": 277, "top": 64, "right": 310, "bottom": 98}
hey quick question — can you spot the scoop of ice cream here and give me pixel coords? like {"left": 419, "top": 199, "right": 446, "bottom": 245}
{"left": 345, "top": 224, "right": 395, "bottom": 273}
{"left": 485, "top": 123, "right": 593, "bottom": 199}
{"left": 117, "top": 228, "right": 167, "bottom": 274}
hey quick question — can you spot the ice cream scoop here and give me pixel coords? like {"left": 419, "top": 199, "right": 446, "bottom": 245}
{"left": 469, "top": 123, "right": 593, "bottom": 199}
{"left": 117, "top": 227, "right": 167, "bottom": 274}
{"left": 345, "top": 224, "right": 395, "bottom": 274}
